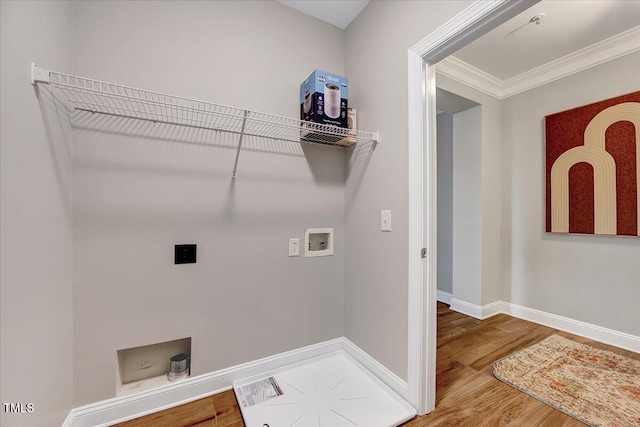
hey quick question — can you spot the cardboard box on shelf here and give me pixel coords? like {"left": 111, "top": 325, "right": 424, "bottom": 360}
{"left": 300, "top": 70, "right": 349, "bottom": 144}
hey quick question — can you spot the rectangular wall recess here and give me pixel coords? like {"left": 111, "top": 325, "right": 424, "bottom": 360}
{"left": 305, "top": 228, "right": 334, "bottom": 257}
{"left": 116, "top": 337, "right": 191, "bottom": 396}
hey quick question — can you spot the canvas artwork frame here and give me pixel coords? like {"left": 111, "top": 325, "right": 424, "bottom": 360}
{"left": 545, "top": 91, "right": 640, "bottom": 237}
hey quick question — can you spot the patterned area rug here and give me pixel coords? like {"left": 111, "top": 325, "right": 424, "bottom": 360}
{"left": 492, "top": 334, "right": 640, "bottom": 426}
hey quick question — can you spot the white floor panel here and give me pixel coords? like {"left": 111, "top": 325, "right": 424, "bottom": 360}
{"left": 233, "top": 351, "right": 416, "bottom": 427}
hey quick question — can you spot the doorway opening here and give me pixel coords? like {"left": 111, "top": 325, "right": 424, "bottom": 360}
{"left": 405, "top": 0, "right": 536, "bottom": 414}
{"left": 435, "top": 88, "right": 481, "bottom": 307}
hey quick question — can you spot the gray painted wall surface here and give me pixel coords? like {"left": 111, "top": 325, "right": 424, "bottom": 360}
{"left": 452, "top": 106, "right": 483, "bottom": 305}
{"left": 436, "top": 112, "right": 453, "bottom": 295}
{"left": 4, "top": 0, "right": 637, "bottom": 418}
{"left": 0, "top": 1, "right": 74, "bottom": 426}
{"left": 436, "top": 75, "right": 504, "bottom": 305}
{"left": 72, "top": 1, "right": 347, "bottom": 405}
{"left": 344, "top": 0, "right": 474, "bottom": 380}
{"left": 438, "top": 52, "right": 639, "bottom": 330}
{"left": 501, "top": 52, "right": 640, "bottom": 335}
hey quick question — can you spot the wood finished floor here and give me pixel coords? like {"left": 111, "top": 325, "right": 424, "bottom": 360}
{"left": 114, "top": 302, "right": 640, "bottom": 426}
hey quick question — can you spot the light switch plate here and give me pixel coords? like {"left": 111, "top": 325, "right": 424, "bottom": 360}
{"left": 381, "top": 210, "right": 392, "bottom": 231}
{"left": 288, "top": 238, "right": 300, "bottom": 256}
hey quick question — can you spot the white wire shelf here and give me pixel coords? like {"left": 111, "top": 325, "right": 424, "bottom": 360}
{"left": 31, "top": 64, "right": 378, "bottom": 177}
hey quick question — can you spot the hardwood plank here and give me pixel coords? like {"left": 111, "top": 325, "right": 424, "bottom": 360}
{"left": 405, "top": 303, "right": 593, "bottom": 427}
{"left": 190, "top": 419, "right": 217, "bottom": 427}
{"left": 213, "top": 390, "right": 245, "bottom": 427}
{"left": 112, "top": 395, "right": 216, "bottom": 427}
{"left": 467, "top": 327, "right": 555, "bottom": 375}
{"left": 434, "top": 361, "right": 494, "bottom": 407}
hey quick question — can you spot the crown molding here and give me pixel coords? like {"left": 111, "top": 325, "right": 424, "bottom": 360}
{"left": 436, "top": 55, "right": 503, "bottom": 98}
{"left": 436, "top": 25, "right": 640, "bottom": 99}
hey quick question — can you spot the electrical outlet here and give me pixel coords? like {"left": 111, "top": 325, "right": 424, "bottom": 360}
{"left": 288, "top": 238, "right": 300, "bottom": 257}
{"left": 381, "top": 210, "right": 392, "bottom": 231}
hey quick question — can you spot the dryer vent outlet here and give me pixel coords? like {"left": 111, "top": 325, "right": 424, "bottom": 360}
{"left": 175, "top": 244, "right": 197, "bottom": 264}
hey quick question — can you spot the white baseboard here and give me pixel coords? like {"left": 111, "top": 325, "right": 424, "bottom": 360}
{"left": 64, "top": 337, "right": 409, "bottom": 427}
{"left": 436, "top": 290, "right": 452, "bottom": 305}
{"left": 447, "top": 299, "right": 640, "bottom": 353}
{"left": 61, "top": 410, "right": 74, "bottom": 427}
{"left": 449, "top": 298, "right": 483, "bottom": 319}
{"left": 503, "top": 302, "right": 640, "bottom": 353}
{"left": 68, "top": 338, "right": 344, "bottom": 427}
{"left": 64, "top": 301, "right": 638, "bottom": 427}
{"left": 480, "top": 301, "right": 504, "bottom": 319}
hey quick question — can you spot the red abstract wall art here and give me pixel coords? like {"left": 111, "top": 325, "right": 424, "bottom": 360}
{"left": 545, "top": 91, "right": 640, "bottom": 237}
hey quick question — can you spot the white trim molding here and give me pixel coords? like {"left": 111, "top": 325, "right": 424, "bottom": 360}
{"left": 407, "top": 46, "right": 428, "bottom": 416}
{"left": 436, "top": 290, "right": 453, "bottom": 305}
{"left": 437, "top": 25, "right": 640, "bottom": 99}
{"left": 504, "top": 302, "right": 640, "bottom": 353}
{"left": 67, "top": 338, "right": 342, "bottom": 427}
{"left": 436, "top": 56, "right": 503, "bottom": 98}
{"left": 61, "top": 411, "right": 74, "bottom": 427}
{"left": 63, "top": 337, "right": 408, "bottom": 427}
{"left": 407, "top": 0, "right": 537, "bottom": 416}
{"left": 450, "top": 298, "right": 483, "bottom": 319}
{"left": 447, "top": 299, "right": 640, "bottom": 353}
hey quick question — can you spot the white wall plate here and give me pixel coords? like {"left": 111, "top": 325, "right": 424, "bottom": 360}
{"left": 304, "top": 228, "right": 334, "bottom": 257}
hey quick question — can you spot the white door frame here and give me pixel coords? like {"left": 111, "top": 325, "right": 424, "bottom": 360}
{"left": 406, "top": 0, "right": 538, "bottom": 414}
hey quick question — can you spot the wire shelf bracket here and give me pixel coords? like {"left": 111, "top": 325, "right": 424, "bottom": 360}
{"left": 30, "top": 63, "right": 379, "bottom": 178}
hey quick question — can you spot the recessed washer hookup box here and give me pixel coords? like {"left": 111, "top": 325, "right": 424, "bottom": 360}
{"left": 300, "top": 70, "right": 348, "bottom": 143}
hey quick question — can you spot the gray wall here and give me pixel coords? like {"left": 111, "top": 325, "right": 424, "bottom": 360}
{"left": 436, "top": 112, "right": 453, "bottom": 295}
{"left": 436, "top": 75, "right": 504, "bottom": 305}
{"left": 436, "top": 88, "right": 481, "bottom": 298}
{"left": 0, "top": 1, "right": 74, "bottom": 426}
{"left": 438, "top": 52, "right": 640, "bottom": 333}
{"left": 452, "top": 106, "right": 483, "bottom": 305}
{"left": 71, "top": 1, "right": 347, "bottom": 405}
{"left": 344, "top": 0, "right": 474, "bottom": 380}
{"left": 502, "top": 51, "right": 640, "bottom": 335}
{"left": 5, "top": 0, "right": 636, "bottom": 419}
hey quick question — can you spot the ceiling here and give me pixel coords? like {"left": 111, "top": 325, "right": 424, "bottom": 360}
{"left": 278, "top": 0, "right": 640, "bottom": 83}
{"left": 277, "top": 0, "right": 370, "bottom": 30}
{"left": 453, "top": 0, "right": 640, "bottom": 81}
